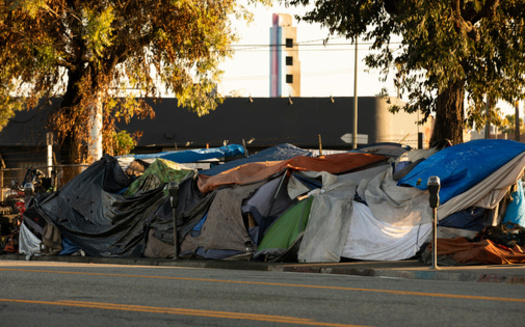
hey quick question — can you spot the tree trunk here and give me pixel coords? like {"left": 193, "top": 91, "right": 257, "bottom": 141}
{"left": 87, "top": 93, "right": 103, "bottom": 163}
{"left": 56, "top": 69, "right": 84, "bottom": 185}
{"left": 430, "top": 79, "right": 465, "bottom": 146}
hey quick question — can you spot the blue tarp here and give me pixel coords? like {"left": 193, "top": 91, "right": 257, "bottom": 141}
{"left": 503, "top": 180, "right": 525, "bottom": 227}
{"left": 398, "top": 139, "right": 525, "bottom": 204}
{"left": 438, "top": 207, "right": 487, "bottom": 231}
{"left": 200, "top": 143, "right": 313, "bottom": 176}
{"left": 125, "top": 144, "right": 246, "bottom": 163}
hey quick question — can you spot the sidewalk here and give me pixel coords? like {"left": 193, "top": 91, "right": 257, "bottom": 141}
{"left": 2, "top": 253, "right": 525, "bottom": 285}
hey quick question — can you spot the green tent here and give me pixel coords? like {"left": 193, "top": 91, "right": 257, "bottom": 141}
{"left": 257, "top": 196, "right": 313, "bottom": 255}
{"left": 124, "top": 159, "right": 193, "bottom": 196}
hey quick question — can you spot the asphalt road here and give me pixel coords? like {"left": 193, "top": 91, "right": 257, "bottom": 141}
{"left": 1, "top": 260, "right": 524, "bottom": 327}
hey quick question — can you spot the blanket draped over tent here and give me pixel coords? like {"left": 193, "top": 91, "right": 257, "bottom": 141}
{"left": 16, "top": 140, "right": 525, "bottom": 265}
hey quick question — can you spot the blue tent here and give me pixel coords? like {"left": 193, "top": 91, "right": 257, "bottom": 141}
{"left": 124, "top": 144, "right": 246, "bottom": 163}
{"left": 398, "top": 139, "right": 525, "bottom": 204}
{"left": 200, "top": 143, "right": 313, "bottom": 176}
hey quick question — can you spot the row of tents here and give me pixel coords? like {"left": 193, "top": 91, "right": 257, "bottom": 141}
{"left": 16, "top": 139, "right": 525, "bottom": 264}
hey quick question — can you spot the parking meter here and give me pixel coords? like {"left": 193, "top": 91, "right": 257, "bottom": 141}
{"left": 427, "top": 176, "right": 440, "bottom": 269}
{"left": 168, "top": 182, "right": 179, "bottom": 210}
{"left": 168, "top": 182, "right": 180, "bottom": 259}
{"left": 427, "top": 176, "right": 441, "bottom": 209}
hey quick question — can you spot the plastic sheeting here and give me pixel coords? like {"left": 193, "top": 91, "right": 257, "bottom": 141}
{"left": 298, "top": 188, "right": 354, "bottom": 263}
{"left": 241, "top": 173, "right": 297, "bottom": 244}
{"left": 356, "top": 142, "right": 412, "bottom": 158}
{"left": 256, "top": 197, "right": 313, "bottom": 257}
{"left": 30, "top": 155, "right": 168, "bottom": 257}
{"left": 197, "top": 152, "right": 388, "bottom": 193}
{"left": 398, "top": 139, "right": 525, "bottom": 204}
{"left": 503, "top": 180, "right": 525, "bottom": 227}
{"left": 200, "top": 143, "right": 311, "bottom": 176}
{"left": 361, "top": 168, "right": 433, "bottom": 226}
{"left": 19, "top": 222, "right": 41, "bottom": 258}
{"left": 296, "top": 165, "right": 390, "bottom": 263}
{"left": 179, "top": 182, "right": 264, "bottom": 260}
{"left": 437, "top": 152, "right": 525, "bottom": 219}
{"left": 123, "top": 144, "right": 246, "bottom": 163}
{"left": 342, "top": 201, "right": 432, "bottom": 261}
{"left": 124, "top": 159, "right": 193, "bottom": 196}
{"left": 438, "top": 207, "right": 487, "bottom": 231}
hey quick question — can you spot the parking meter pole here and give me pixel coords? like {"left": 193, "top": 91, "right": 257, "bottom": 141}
{"left": 431, "top": 206, "right": 438, "bottom": 269}
{"left": 168, "top": 182, "right": 180, "bottom": 260}
{"left": 427, "top": 176, "right": 441, "bottom": 270}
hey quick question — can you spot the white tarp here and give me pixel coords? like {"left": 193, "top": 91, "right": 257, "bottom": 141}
{"left": 19, "top": 222, "right": 41, "bottom": 259}
{"left": 297, "top": 165, "right": 390, "bottom": 263}
{"left": 342, "top": 201, "right": 431, "bottom": 261}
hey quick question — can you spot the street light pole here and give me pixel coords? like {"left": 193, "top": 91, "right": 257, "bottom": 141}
{"left": 353, "top": 38, "right": 358, "bottom": 150}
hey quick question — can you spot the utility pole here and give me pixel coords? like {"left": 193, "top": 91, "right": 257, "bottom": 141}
{"left": 353, "top": 38, "right": 358, "bottom": 150}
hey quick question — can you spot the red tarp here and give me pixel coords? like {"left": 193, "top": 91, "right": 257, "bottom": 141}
{"left": 197, "top": 152, "right": 388, "bottom": 193}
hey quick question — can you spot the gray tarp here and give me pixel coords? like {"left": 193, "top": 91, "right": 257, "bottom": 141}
{"left": 180, "top": 182, "right": 264, "bottom": 259}
{"left": 297, "top": 165, "right": 389, "bottom": 262}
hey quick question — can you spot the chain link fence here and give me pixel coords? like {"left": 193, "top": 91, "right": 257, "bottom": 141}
{"left": 0, "top": 164, "right": 89, "bottom": 203}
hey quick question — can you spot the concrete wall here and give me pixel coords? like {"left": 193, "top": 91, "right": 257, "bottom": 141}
{"left": 0, "top": 96, "right": 431, "bottom": 169}
{"left": 121, "top": 96, "right": 430, "bottom": 151}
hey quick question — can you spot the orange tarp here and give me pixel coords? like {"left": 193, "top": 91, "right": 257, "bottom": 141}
{"left": 197, "top": 152, "right": 388, "bottom": 194}
{"left": 433, "top": 237, "right": 525, "bottom": 265}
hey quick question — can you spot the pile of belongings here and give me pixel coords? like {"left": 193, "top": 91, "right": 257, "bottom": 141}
{"left": 15, "top": 139, "right": 525, "bottom": 264}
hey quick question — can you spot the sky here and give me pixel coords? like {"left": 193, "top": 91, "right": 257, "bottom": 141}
{"left": 218, "top": 2, "right": 518, "bottom": 117}
{"left": 218, "top": 2, "right": 397, "bottom": 99}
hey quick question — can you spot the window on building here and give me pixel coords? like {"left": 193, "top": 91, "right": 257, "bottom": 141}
{"left": 286, "top": 56, "right": 293, "bottom": 66}
{"left": 285, "top": 38, "right": 293, "bottom": 48}
{"left": 286, "top": 74, "right": 293, "bottom": 83}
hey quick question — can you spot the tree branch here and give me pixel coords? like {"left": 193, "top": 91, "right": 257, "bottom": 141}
{"left": 450, "top": 0, "right": 478, "bottom": 41}
{"left": 57, "top": 59, "right": 77, "bottom": 71}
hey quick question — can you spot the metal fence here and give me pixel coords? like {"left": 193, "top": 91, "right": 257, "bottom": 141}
{"left": 0, "top": 164, "right": 89, "bottom": 202}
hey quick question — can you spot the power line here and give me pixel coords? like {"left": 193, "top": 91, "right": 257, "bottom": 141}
{"left": 229, "top": 41, "right": 403, "bottom": 53}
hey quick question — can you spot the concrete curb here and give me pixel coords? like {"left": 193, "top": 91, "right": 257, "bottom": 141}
{"left": 0, "top": 253, "right": 271, "bottom": 271}
{"left": 270, "top": 264, "right": 525, "bottom": 284}
{"left": 2, "top": 253, "right": 525, "bottom": 284}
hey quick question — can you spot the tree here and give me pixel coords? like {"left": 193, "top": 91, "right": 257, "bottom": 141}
{"left": 501, "top": 114, "right": 525, "bottom": 136}
{"left": 0, "top": 0, "right": 267, "bottom": 165}
{"left": 287, "top": 0, "right": 525, "bottom": 145}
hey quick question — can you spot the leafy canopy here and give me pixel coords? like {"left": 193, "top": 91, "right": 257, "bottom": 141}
{"left": 287, "top": 0, "right": 525, "bottom": 143}
{"left": 0, "top": 0, "right": 269, "bottom": 162}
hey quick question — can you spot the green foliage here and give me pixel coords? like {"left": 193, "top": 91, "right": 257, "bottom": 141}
{"left": 82, "top": 6, "right": 116, "bottom": 58}
{"left": 111, "top": 130, "right": 136, "bottom": 156}
{"left": 501, "top": 114, "right": 525, "bottom": 135}
{"left": 287, "top": 0, "right": 525, "bottom": 144}
{"left": 0, "top": 0, "right": 267, "bottom": 163}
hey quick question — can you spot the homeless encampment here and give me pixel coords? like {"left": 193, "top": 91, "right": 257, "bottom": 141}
{"left": 21, "top": 155, "right": 192, "bottom": 257}
{"left": 15, "top": 139, "right": 525, "bottom": 265}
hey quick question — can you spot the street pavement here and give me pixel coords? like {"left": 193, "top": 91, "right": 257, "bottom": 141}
{"left": 2, "top": 253, "right": 525, "bottom": 285}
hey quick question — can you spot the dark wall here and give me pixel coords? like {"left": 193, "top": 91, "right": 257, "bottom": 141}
{"left": 0, "top": 96, "right": 380, "bottom": 167}
{"left": 121, "top": 97, "right": 378, "bottom": 150}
